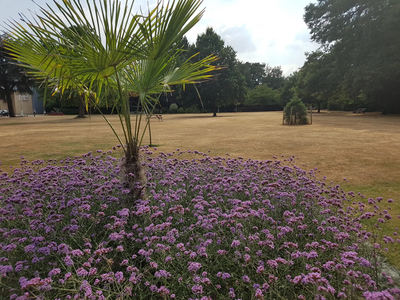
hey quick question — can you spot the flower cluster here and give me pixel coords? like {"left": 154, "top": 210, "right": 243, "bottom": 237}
{"left": 0, "top": 148, "right": 399, "bottom": 299}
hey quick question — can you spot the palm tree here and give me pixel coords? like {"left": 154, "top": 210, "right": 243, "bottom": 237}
{"left": 5, "top": 0, "right": 219, "bottom": 201}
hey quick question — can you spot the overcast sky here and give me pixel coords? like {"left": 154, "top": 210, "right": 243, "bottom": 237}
{"left": 0, "top": 0, "right": 319, "bottom": 75}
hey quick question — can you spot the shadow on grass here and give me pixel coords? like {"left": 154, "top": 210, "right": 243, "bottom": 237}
{"left": 169, "top": 114, "right": 237, "bottom": 120}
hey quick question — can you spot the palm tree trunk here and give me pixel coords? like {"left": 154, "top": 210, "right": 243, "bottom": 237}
{"left": 120, "top": 141, "right": 147, "bottom": 201}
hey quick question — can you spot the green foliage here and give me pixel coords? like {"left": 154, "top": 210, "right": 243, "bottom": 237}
{"left": 177, "top": 27, "right": 247, "bottom": 116}
{"left": 245, "top": 84, "right": 280, "bottom": 107}
{"left": 184, "top": 105, "right": 199, "bottom": 113}
{"left": 177, "top": 107, "right": 185, "bottom": 113}
{"left": 169, "top": 103, "right": 179, "bottom": 113}
{"left": 279, "top": 72, "right": 299, "bottom": 107}
{"left": 304, "top": 0, "right": 400, "bottom": 113}
{"left": 161, "top": 106, "right": 169, "bottom": 114}
{"left": 242, "top": 64, "right": 286, "bottom": 109}
{"left": 263, "top": 64, "right": 285, "bottom": 90}
{"left": 5, "top": 0, "right": 219, "bottom": 152}
{"left": 327, "top": 92, "right": 360, "bottom": 111}
{"left": 237, "top": 62, "right": 266, "bottom": 89}
{"left": 284, "top": 97, "right": 309, "bottom": 125}
{"left": 296, "top": 51, "right": 339, "bottom": 113}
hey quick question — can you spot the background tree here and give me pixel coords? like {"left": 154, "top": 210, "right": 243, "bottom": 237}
{"left": 279, "top": 71, "right": 299, "bottom": 107}
{"left": 304, "top": 0, "right": 400, "bottom": 113}
{"left": 0, "top": 35, "right": 33, "bottom": 117}
{"left": 59, "top": 25, "right": 96, "bottom": 118}
{"left": 35, "top": 83, "right": 111, "bottom": 115}
{"left": 296, "top": 51, "right": 339, "bottom": 113}
{"left": 243, "top": 64, "right": 284, "bottom": 110}
{"left": 178, "top": 27, "right": 247, "bottom": 116}
{"left": 238, "top": 62, "right": 266, "bottom": 90}
{"left": 263, "top": 64, "right": 285, "bottom": 90}
{"left": 245, "top": 84, "right": 280, "bottom": 107}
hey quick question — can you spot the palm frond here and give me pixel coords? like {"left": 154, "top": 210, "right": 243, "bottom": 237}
{"left": 5, "top": 0, "right": 219, "bottom": 154}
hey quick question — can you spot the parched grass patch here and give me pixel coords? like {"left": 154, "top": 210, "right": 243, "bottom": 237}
{"left": 1, "top": 111, "right": 400, "bottom": 186}
{"left": 0, "top": 149, "right": 400, "bottom": 299}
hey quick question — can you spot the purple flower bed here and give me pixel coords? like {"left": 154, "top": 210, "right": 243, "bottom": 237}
{"left": 0, "top": 149, "right": 399, "bottom": 299}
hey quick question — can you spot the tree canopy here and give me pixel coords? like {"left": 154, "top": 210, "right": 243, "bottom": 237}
{"left": 177, "top": 28, "right": 247, "bottom": 116}
{"left": 263, "top": 64, "right": 285, "bottom": 90}
{"left": 304, "top": 0, "right": 400, "bottom": 113}
{"left": 238, "top": 62, "right": 266, "bottom": 90}
{"left": 245, "top": 84, "right": 280, "bottom": 107}
{"left": 296, "top": 51, "right": 339, "bottom": 112}
{"left": 0, "top": 35, "right": 33, "bottom": 117}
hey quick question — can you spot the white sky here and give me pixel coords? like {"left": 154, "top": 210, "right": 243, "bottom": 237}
{"left": 0, "top": 0, "right": 319, "bottom": 75}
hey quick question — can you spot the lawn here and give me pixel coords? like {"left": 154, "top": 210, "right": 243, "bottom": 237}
{"left": 1, "top": 111, "right": 400, "bottom": 299}
{"left": 1, "top": 110, "right": 399, "bottom": 190}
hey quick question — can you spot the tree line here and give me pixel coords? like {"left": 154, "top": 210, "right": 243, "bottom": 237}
{"left": 1, "top": 0, "right": 399, "bottom": 117}
{"left": 171, "top": 0, "right": 400, "bottom": 115}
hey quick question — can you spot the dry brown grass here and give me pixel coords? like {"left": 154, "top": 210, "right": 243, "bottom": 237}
{"left": 1, "top": 110, "right": 400, "bottom": 264}
{"left": 1, "top": 111, "right": 400, "bottom": 185}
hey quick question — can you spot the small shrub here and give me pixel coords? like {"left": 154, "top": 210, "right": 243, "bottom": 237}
{"left": 177, "top": 107, "right": 185, "bottom": 113}
{"left": 169, "top": 103, "right": 178, "bottom": 113}
{"left": 185, "top": 105, "right": 199, "bottom": 113}
{"left": 284, "top": 97, "right": 309, "bottom": 125}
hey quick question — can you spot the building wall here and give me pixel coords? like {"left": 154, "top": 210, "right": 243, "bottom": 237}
{"left": 0, "top": 100, "right": 7, "bottom": 111}
{"left": 0, "top": 92, "right": 33, "bottom": 115}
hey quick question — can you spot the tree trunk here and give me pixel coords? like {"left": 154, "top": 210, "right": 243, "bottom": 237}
{"left": 317, "top": 101, "right": 321, "bottom": 113}
{"left": 119, "top": 142, "right": 147, "bottom": 202}
{"left": 6, "top": 91, "right": 16, "bottom": 117}
{"left": 77, "top": 96, "right": 86, "bottom": 118}
{"left": 212, "top": 106, "right": 217, "bottom": 117}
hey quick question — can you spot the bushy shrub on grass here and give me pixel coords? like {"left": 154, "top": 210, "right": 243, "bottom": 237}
{"left": 185, "top": 106, "right": 200, "bottom": 114}
{"left": 0, "top": 149, "right": 400, "bottom": 299}
{"left": 177, "top": 107, "right": 185, "bottom": 114}
{"left": 169, "top": 103, "right": 179, "bottom": 113}
{"left": 284, "top": 97, "right": 309, "bottom": 125}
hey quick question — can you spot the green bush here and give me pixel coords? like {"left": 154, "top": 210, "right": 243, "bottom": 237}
{"left": 185, "top": 105, "right": 200, "bottom": 113}
{"left": 169, "top": 103, "right": 179, "bottom": 113}
{"left": 177, "top": 107, "right": 185, "bottom": 113}
{"left": 284, "top": 97, "right": 309, "bottom": 125}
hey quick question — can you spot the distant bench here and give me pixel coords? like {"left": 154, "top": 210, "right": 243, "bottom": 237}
{"left": 353, "top": 108, "right": 366, "bottom": 113}
{"left": 146, "top": 114, "right": 163, "bottom": 121}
